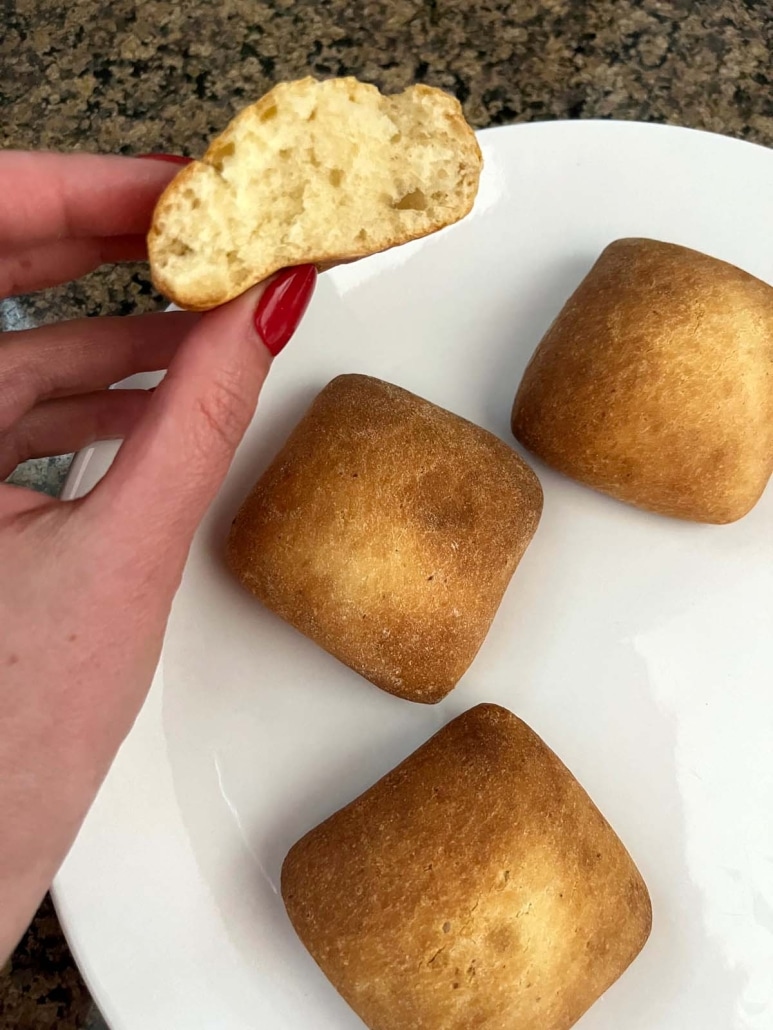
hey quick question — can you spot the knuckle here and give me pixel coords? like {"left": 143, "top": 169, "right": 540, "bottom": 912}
{"left": 0, "top": 350, "right": 37, "bottom": 433}
{"left": 193, "top": 370, "right": 253, "bottom": 456}
{"left": 0, "top": 258, "right": 26, "bottom": 300}
{"left": 0, "top": 433, "right": 22, "bottom": 480}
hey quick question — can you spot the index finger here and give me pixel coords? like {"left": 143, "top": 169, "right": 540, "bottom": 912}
{"left": 0, "top": 151, "right": 190, "bottom": 249}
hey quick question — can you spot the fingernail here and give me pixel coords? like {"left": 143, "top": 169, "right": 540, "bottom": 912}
{"left": 135, "top": 153, "right": 192, "bottom": 165}
{"left": 255, "top": 265, "right": 317, "bottom": 357}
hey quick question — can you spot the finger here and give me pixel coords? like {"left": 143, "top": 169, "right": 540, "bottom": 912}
{"left": 0, "top": 235, "right": 148, "bottom": 298}
{"left": 0, "top": 481, "right": 56, "bottom": 516}
{"left": 91, "top": 266, "right": 317, "bottom": 551}
{"left": 0, "top": 152, "right": 190, "bottom": 249}
{"left": 0, "top": 311, "right": 199, "bottom": 432}
{"left": 0, "top": 389, "right": 149, "bottom": 479}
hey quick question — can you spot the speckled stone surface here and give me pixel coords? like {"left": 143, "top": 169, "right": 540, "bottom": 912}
{"left": 1, "top": 0, "right": 771, "bottom": 1026}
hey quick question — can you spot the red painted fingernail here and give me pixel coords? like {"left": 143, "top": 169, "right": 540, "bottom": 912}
{"left": 135, "top": 153, "right": 192, "bottom": 165}
{"left": 255, "top": 266, "right": 317, "bottom": 357}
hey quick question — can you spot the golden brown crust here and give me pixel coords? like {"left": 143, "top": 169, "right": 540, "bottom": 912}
{"left": 148, "top": 160, "right": 214, "bottom": 309}
{"left": 148, "top": 77, "right": 482, "bottom": 310}
{"left": 282, "top": 703, "right": 652, "bottom": 1030}
{"left": 511, "top": 238, "right": 773, "bottom": 524}
{"left": 226, "top": 376, "right": 542, "bottom": 703}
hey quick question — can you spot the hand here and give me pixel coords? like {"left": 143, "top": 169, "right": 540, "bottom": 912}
{"left": 0, "top": 151, "right": 317, "bottom": 960}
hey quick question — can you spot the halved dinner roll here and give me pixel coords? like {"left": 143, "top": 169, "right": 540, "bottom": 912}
{"left": 226, "top": 375, "right": 542, "bottom": 703}
{"left": 148, "top": 76, "right": 482, "bottom": 309}
{"left": 282, "top": 703, "right": 652, "bottom": 1030}
{"left": 512, "top": 238, "right": 773, "bottom": 523}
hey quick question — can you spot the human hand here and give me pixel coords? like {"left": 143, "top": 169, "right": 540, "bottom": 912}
{"left": 0, "top": 151, "right": 316, "bottom": 960}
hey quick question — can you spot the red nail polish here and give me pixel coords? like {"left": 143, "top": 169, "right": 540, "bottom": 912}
{"left": 255, "top": 266, "right": 317, "bottom": 357}
{"left": 136, "top": 153, "right": 192, "bottom": 165}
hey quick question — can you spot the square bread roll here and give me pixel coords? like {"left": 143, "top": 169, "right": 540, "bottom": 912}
{"left": 511, "top": 238, "right": 773, "bottom": 523}
{"left": 282, "top": 703, "right": 652, "bottom": 1030}
{"left": 226, "top": 375, "right": 542, "bottom": 703}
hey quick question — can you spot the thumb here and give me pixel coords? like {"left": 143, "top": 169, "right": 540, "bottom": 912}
{"left": 91, "top": 265, "right": 316, "bottom": 550}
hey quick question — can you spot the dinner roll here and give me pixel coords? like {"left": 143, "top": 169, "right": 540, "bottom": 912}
{"left": 148, "top": 76, "right": 482, "bottom": 309}
{"left": 282, "top": 703, "right": 652, "bottom": 1030}
{"left": 226, "top": 375, "right": 542, "bottom": 703}
{"left": 512, "top": 238, "right": 773, "bottom": 523}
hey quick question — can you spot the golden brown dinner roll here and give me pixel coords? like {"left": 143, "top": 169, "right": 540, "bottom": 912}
{"left": 226, "top": 375, "right": 542, "bottom": 703}
{"left": 148, "top": 76, "right": 482, "bottom": 310}
{"left": 282, "top": 703, "right": 652, "bottom": 1030}
{"left": 511, "top": 238, "right": 773, "bottom": 523}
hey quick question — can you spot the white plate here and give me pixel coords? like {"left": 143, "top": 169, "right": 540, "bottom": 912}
{"left": 55, "top": 121, "right": 773, "bottom": 1030}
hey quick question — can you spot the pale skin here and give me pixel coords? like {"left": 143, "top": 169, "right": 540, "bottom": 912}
{"left": 0, "top": 152, "right": 315, "bottom": 961}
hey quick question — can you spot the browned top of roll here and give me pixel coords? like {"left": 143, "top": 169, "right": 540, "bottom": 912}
{"left": 512, "top": 238, "right": 773, "bottom": 523}
{"left": 282, "top": 703, "right": 652, "bottom": 1030}
{"left": 227, "top": 375, "right": 542, "bottom": 702}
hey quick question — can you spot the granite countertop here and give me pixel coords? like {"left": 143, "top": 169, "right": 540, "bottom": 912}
{"left": 1, "top": 0, "right": 771, "bottom": 1026}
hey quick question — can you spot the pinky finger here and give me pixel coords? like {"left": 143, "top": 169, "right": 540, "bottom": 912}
{"left": 0, "top": 389, "right": 150, "bottom": 480}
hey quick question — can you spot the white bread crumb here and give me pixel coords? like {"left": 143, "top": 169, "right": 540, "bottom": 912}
{"left": 148, "top": 77, "right": 483, "bottom": 310}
